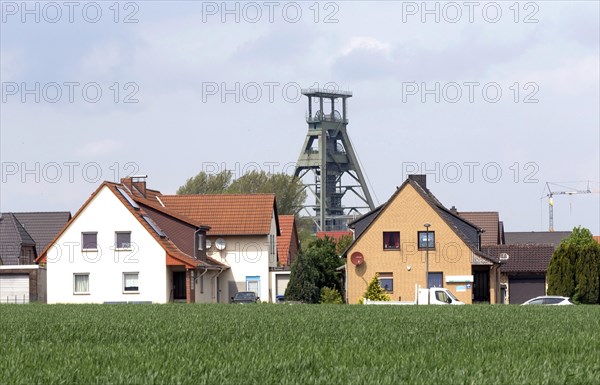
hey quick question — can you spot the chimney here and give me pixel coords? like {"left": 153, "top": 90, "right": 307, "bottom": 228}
{"left": 121, "top": 175, "right": 148, "bottom": 198}
{"left": 120, "top": 177, "right": 133, "bottom": 192}
{"left": 408, "top": 174, "right": 427, "bottom": 190}
{"left": 450, "top": 206, "right": 458, "bottom": 215}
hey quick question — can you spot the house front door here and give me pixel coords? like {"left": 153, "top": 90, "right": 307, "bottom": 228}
{"left": 473, "top": 268, "right": 490, "bottom": 303}
{"left": 173, "top": 271, "right": 186, "bottom": 301}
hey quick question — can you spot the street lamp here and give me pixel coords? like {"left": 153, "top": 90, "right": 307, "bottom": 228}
{"left": 424, "top": 223, "right": 431, "bottom": 289}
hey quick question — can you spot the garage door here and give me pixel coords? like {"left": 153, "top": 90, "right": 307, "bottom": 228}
{"left": 0, "top": 275, "right": 30, "bottom": 303}
{"left": 509, "top": 276, "right": 545, "bottom": 304}
{"left": 276, "top": 274, "right": 290, "bottom": 296}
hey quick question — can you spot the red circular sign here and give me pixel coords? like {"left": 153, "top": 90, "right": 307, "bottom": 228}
{"left": 350, "top": 252, "right": 364, "bottom": 266}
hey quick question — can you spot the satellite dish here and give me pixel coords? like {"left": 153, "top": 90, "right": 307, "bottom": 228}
{"left": 215, "top": 238, "right": 226, "bottom": 250}
{"left": 350, "top": 252, "right": 364, "bottom": 266}
{"left": 206, "top": 239, "right": 212, "bottom": 249}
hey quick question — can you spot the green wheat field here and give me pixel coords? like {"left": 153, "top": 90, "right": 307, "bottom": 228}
{"left": 1, "top": 304, "right": 599, "bottom": 384}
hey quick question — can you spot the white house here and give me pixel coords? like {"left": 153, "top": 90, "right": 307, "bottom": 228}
{"left": 159, "top": 193, "right": 282, "bottom": 303}
{"left": 37, "top": 178, "right": 226, "bottom": 304}
{"left": 38, "top": 176, "right": 285, "bottom": 303}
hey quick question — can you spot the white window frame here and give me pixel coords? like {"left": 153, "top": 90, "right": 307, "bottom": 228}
{"left": 115, "top": 231, "right": 132, "bottom": 250}
{"left": 246, "top": 276, "right": 261, "bottom": 296}
{"left": 73, "top": 273, "right": 90, "bottom": 295}
{"left": 123, "top": 272, "right": 140, "bottom": 294}
{"left": 378, "top": 272, "right": 393, "bottom": 292}
{"left": 81, "top": 232, "right": 98, "bottom": 251}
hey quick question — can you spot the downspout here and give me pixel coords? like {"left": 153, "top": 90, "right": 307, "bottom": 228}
{"left": 344, "top": 262, "right": 348, "bottom": 304}
{"left": 197, "top": 267, "right": 208, "bottom": 298}
{"left": 213, "top": 268, "right": 225, "bottom": 303}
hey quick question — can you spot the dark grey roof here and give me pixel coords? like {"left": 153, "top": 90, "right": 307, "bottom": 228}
{"left": 483, "top": 244, "right": 555, "bottom": 273}
{"left": 410, "top": 182, "right": 493, "bottom": 261}
{"left": 345, "top": 175, "right": 497, "bottom": 264}
{"left": 13, "top": 212, "right": 71, "bottom": 252}
{"left": 504, "top": 231, "right": 570, "bottom": 249}
{"left": 0, "top": 213, "right": 35, "bottom": 265}
{"left": 348, "top": 205, "right": 383, "bottom": 239}
{"left": 438, "top": 209, "right": 481, "bottom": 253}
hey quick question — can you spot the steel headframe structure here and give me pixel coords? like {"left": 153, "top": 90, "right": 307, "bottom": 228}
{"left": 293, "top": 88, "right": 375, "bottom": 232}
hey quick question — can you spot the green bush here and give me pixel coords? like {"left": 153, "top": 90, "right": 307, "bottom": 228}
{"left": 547, "top": 227, "right": 600, "bottom": 304}
{"left": 361, "top": 274, "right": 390, "bottom": 302}
{"left": 320, "top": 287, "right": 343, "bottom": 304}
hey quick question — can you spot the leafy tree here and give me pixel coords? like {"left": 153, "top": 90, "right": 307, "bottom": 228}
{"left": 227, "top": 170, "right": 270, "bottom": 194}
{"left": 320, "top": 287, "right": 343, "bottom": 304}
{"left": 176, "top": 171, "right": 232, "bottom": 195}
{"left": 285, "top": 237, "right": 345, "bottom": 303}
{"left": 362, "top": 274, "right": 391, "bottom": 302}
{"left": 284, "top": 249, "right": 319, "bottom": 303}
{"left": 305, "top": 236, "right": 344, "bottom": 293}
{"left": 177, "top": 170, "right": 306, "bottom": 215}
{"left": 547, "top": 227, "right": 600, "bottom": 304}
{"left": 336, "top": 234, "right": 353, "bottom": 256}
{"left": 296, "top": 217, "right": 315, "bottom": 248}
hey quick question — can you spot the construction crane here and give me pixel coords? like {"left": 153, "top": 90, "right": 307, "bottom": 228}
{"left": 544, "top": 181, "right": 599, "bottom": 231}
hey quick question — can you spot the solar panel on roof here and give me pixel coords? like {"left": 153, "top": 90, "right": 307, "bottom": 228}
{"left": 142, "top": 215, "right": 166, "bottom": 237}
{"left": 116, "top": 187, "right": 140, "bottom": 209}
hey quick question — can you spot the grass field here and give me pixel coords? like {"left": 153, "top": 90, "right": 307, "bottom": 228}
{"left": 1, "top": 304, "right": 599, "bottom": 384}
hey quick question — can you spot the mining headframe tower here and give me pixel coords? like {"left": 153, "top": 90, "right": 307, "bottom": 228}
{"left": 293, "top": 89, "right": 375, "bottom": 232}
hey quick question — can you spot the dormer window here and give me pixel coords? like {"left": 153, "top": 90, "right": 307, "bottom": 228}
{"left": 196, "top": 230, "right": 207, "bottom": 259}
{"left": 198, "top": 233, "right": 206, "bottom": 251}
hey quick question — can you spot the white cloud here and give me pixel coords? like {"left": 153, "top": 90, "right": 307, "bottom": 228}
{"left": 341, "top": 37, "right": 391, "bottom": 56}
{"left": 501, "top": 55, "right": 599, "bottom": 96}
{"left": 80, "top": 43, "right": 124, "bottom": 77}
{"left": 76, "top": 139, "right": 122, "bottom": 157}
{"left": 0, "top": 48, "right": 24, "bottom": 79}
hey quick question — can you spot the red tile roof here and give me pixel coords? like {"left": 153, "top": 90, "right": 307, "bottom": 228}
{"left": 159, "top": 194, "right": 279, "bottom": 236}
{"left": 316, "top": 231, "right": 353, "bottom": 242}
{"left": 277, "top": 215, "right": 298, "bottom": 266}
{"left": 36, "top": 182, "right": 225, "bottom": 270}
{"left": 458, "top": 211, "right": 501, "bottom": 245}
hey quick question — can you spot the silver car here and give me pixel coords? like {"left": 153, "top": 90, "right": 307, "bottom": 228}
{"left": 522, "top": 296, "right": 574, "bottom": 305}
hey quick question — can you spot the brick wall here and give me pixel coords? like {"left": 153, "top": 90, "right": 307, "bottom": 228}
{"left": 347, "top": 183, "right": 477, "bottom": 304}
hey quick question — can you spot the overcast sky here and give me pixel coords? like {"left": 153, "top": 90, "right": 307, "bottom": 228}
{"left": 1, "top": 1, "right": 599, "bottom": 234}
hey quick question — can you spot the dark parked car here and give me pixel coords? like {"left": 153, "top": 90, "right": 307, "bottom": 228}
{"left": 231, "top": 291, "right": 259, "bottom": 304}
{"left": 522, "top": 296, "right": 574, "bottom": 305}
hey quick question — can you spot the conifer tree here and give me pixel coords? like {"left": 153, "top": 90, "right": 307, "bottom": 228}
{"left": 362, "top": 274, "right": 391, "bottom": 302}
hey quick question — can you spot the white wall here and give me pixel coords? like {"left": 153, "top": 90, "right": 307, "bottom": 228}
{"left": 269, "top": 271, "right": 291, "bottom": 302}
{"left": 269, "top": 213, "right": 278, "bottom": 268}
{"left": 193, "top": 269, "right": 220, "bottom": 303}
{"left": 46, "top": 186, "right": 168, "bottom": 304}
{"left": 205, "top": 232, "right": 276, "bottom": 303}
